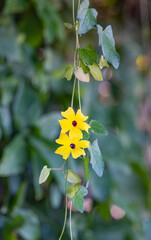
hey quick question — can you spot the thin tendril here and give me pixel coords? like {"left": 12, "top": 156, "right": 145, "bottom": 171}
{"left": 69, "top": 201, "right": 73, "bottom": 240}
{"left": 59, "top": 158, "right": 69, "bottom": 240}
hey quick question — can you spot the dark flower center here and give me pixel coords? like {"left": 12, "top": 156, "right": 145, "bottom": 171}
{"left": 70, "top": 143, "right": 76, "bottom": 149}
{"left": 72, "top": 120, "right": 77, "bottom": 127}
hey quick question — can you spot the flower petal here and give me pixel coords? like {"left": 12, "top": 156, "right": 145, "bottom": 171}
{"left": 75, "top": 109, "right": 88, "bottom": 122}
{"left": 77, "top": 140, "right": 90, "bottom": 149}
{"left": 56, "top": 133, "right": 70, "bottom": 145}
{"left": 55, "top": 146, "right": 70, "bottom": 159}
{"left": 61, "top": 107, "right": 75, "bottom": 120}
{"left": 59, "top": 119, "right": 71, "bottom": 133}
{"left": 71, "top": 148, "right": 86, "bottom": 159}
{"left": 69, "top": 136, "right": 81, "bottom": 144}
{"left": 69, "top": 127, "right": 83, "bottom": 139}
{"left": 78, "top": 122, "right": 90, "bottom": 133}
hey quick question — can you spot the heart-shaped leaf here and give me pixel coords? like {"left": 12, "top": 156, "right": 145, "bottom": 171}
{"left": 97, "top": 25, "right": 120, "bottom": 69}
{"left": 39, "top": 165, "right": 51, "bottom": 184}
{"left": 77, "top": 0, "right": 98, "bottom": 34}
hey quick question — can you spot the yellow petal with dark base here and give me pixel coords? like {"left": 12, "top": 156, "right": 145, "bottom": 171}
{"left": 59, "top": 119, "right": 71, "bottom": 133}
{"left": 55, "top": 146, "right": 70, "bottom": 159}
{"left": 71, "top": 148, "right": 86, "bottom": 159}
{"left": 75, "top": 109, "right": 88, "bottom": 122}
{"left": 77, "top": 140, "right": 89, "bottom": 149}
{"left": 61, "top": 107, "right": 75, "bottom": 120}
{"left": 78, "top": 121, "right": 90, "bottom": 133}
{"left": 56, "top": 133, "right": 70, "bottom": 146}
{"left": 69, "top": 127, "right": 83, "bottom": 139}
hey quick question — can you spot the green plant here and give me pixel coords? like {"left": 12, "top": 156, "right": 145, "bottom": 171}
{"left": 39, "top": 0, "right": 120, "bottom": 239}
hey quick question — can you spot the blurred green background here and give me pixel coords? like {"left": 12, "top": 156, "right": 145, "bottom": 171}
{"left": 0, "top": 0, "right": 151, "bottom": 239}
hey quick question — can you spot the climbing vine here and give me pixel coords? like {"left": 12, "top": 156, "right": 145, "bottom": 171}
{"left": 39, "top": 0, "right": 120, "bottom": 239}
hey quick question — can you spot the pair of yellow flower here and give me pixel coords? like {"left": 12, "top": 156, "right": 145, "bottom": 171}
{"left": 55, "top": 107, "right": 90, "bottom": 160}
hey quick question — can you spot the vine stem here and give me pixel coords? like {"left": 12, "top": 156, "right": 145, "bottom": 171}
{"left": 71, "top": 76, "right": 76, "bottom": 108}
{"left": 51, "top": 161, "right": 65, "bottom": 171}
{"left": 59, "top": 158, "right": 69, "bottom": 240}
{"left": 72, "top": 0, "right": 75, "bottom": 25}
{"left": 71, "top": 0, "right": 82, "bottom": 109}
{"left": 78, "top": 79, "right": 81, "bottom": 110}
{"left": 69, "top": 201, "right": 73, "bottom": 240}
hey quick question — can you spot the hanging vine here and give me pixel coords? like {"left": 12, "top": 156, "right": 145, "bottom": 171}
{"left": 39, "top": 0, "right": 120, "bottom": 239}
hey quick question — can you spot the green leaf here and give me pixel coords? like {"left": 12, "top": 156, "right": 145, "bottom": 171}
{"left": 64, "top": 22, "right": 73, "bottom": 29}
{"left": 88, "top": 139, "right": 104, "bottom": 177}
{"left": 77, "top": 0, "right": 98, "bottom": 34}
{"left": 4, "top": 0, "right": 29, "bottom": 14}
{"left": 19, "top": 10, "right": 43, "bottom": 47}
{"left": 83, "top": 130, "right": 90, "bottom": 140}
{"left": 67, "top": 183, "right": 80, "bottom": 198}
{"left": 80, "top": 59, "right": 90, "bottom": 74}
{"left": 78, "top": 44, "right": 97, "bottom": 65}
{"left": 71, "top": 185, "right": 88, "bottom": 213}
{"left": 63, "top": 65, "right": 74, "bottom": 81}
{"left": 78, "top": 186, "right": 88, "bottom": 196}
{"left": 97, "top": 25, "right": 120, "bottom": 69}
{"left": 11, "top": 182, "right": 27, "bottom": 213}
{"left": 84, "top": 156, "right": 91, "bottom": 187}
{"left": 35, "top": 112, "right": 61, "bottom": 140}
{"left": 13, "top": 83, "right": 42, "bottom": 129}
{"left": 88, "top": 63, "right": 103, "bottom": 81}
{"left": 72, "top": 194, "right": 84, "bottom": 213}
{"left": 14, "top": 209, "right": 41, "bottom": 240}
{"left": 99, "top": 55, "right": 109, "bottom": 69}
{"left": 31, "top": 151, "right": 43, "bottom": 200}
{"left": 0, "top": 135, "right": 28, "bottom": 176}
{"left": 90, "top": 120, "right": 108, "bottom": 135}
{"left": 0, "top": 27, "right": 20, "bottom": 61}
{"left": 66, "top": 170, "right": 81, "bottom": 184}
{"left": 32, "top": 0, "right": 65, "bottom": 43}
{"left": 3, "top": 216, "right": 24, "bottom": 240}
{"left": 39, "top": 166, "right": 51, "bottom": 184}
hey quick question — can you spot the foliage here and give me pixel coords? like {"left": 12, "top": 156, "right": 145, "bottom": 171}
{"left": 0, "top": 0, "right": 151, "bottom": 239}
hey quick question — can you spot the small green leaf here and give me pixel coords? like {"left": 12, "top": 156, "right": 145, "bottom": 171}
{"left": 64, "top": 22, "right": 73, "bottom": 29}
{"left": 71, "top": 185, "right": 88, "bottom": 213}
{"left": 78, "top": 186, "right": 88, "bottom": 197}
{"left": 67, "top": 183, "right": 80, "bottom": 198}
{"left": 97, "top": 25, "right": 120, "bottom": 69}
{"left": 99, "top": 55, "right": 109, "bottom": 69}
{"left": 66, "top": 170, "right": 81, "bottom": 183}
{"left": 90, "top": 120, "right": 108, "bottom": 135}
{"left": 88, "top": 139, "right": 104, "bottom": 177}
{"left": 63, "top": 65, "right": 74, "bottom": 81}
{"left": 84, "top": 156, "right": 91, "bottom": 187}
{"left": 78, "top": 44, "right": 98, "bottom": 65}
{"left": 72, "top": 194, "right": 84, "bottom": 213}
{"left": 77, "top": 0, "right": 98, "bottom": 34}
{"left": 88, "top": 63, "right": 103, "bottom": 81}
{"left": 80, "top": 59, "right": 90, "bottom": 74}
{"left": 83, "top": 130, "right": 90, "bottom": 140}
{"left": 39, "top": 166, "right": 51, "bottom": 184}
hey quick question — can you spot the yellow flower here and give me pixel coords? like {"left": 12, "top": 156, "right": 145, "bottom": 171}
{"left": 59, "top": 107, "right": 90, "bottom": 138}
{"left": 55, "top": 133, "right": 89, "bottom": 160}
